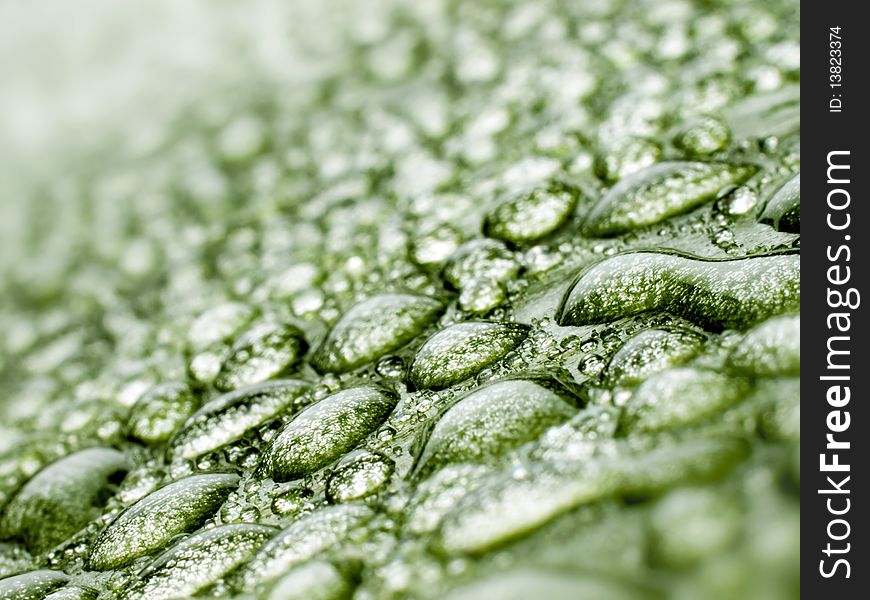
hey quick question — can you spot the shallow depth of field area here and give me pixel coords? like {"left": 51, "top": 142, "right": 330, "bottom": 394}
{"left": 0, "top": 1, "right": 799, "bottom": 598}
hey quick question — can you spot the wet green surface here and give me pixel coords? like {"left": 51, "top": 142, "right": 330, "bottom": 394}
{"left": 0, "top": 0, "right": 799, "bottom": 598}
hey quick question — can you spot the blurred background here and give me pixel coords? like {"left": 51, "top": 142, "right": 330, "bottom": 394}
{"left": 0, "top": 1, "right": 799, "bottom": 598}
{"left": 1, "top": 0, "right": 351, "bottom": 261}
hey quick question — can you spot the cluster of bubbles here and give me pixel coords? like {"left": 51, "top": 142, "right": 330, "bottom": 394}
{"left": 1, "top": 0, "right": 799, "bottom": 599}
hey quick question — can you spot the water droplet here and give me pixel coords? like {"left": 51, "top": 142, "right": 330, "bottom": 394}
{"left": 214, "top": 322, "right": 308, "bottom": 391}
{"left": 673, "top": 116, "right": 731, "bottom": 156}
{"left": 170, "top": 380, "right": 311, "bottom": 460}
{"left": 410, "top": 322, "right": 529, "bottom": 390}
{"left": 311, "top": 294, "right": 444, "bottom": 374}
{"left": 414, "top": 379, "right": 576, "bottom": 477}
{"left": 129, "top": 382, "right": 198, "bottom": 444}
{"left": 90, "top": 473, "right": 239, "bottom": 570}
{"left": 123, "top": 524, "right": 276, "bottom": 599}
{"left": 759, "top": 172, "right": 799, "bottom": 233}
{"left": 326, "top": 450, "right": 394, "bottom": 503}
{"left": 582, "top": 162, "right": 757, "bottom": 236}
{"left": 483, "top": 181, "right": 579, "bottom": 244}
{"left": 557, "top": 251, "right": 800, "bottom": 331}
{"left": 263, "top": 385, "right": 398, "bottom": 481}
